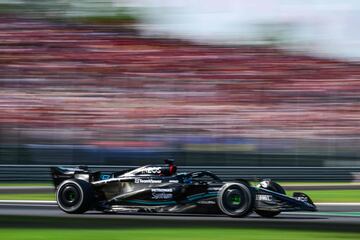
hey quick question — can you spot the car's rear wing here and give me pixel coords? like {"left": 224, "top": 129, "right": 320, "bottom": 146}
{"left": 50, "top": 166, "right": 135, "bottom": 188}
{"left": 50, "top": 166, "right": 89, "bottom": 188}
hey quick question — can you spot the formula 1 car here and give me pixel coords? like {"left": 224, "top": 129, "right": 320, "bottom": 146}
{"left": 51, "top": 159, "right": 316, "bottom": 218}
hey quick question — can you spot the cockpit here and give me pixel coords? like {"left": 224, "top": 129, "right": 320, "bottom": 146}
{"left": 121, "top": 159, "right": 177, "bottom": 177}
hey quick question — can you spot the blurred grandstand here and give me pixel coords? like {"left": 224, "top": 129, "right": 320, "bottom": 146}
{"left": 0, "top": 2, "right": 359, "bottom": 166}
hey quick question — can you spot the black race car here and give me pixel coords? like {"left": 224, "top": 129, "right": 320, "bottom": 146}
{"left": 51, "top": 159, "right": 316, "bottom": 218}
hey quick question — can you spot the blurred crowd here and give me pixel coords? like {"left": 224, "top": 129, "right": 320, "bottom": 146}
{"left": 0, "top": 16, "right": 359, "bottom": 156}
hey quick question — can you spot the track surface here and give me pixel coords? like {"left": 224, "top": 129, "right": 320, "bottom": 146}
{"left": 0, "top": 201, "right": 360, "bottom": 231}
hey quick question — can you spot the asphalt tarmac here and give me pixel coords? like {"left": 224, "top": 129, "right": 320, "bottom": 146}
{"left": 0, "top": 201, "right": 360, "bottom": 231}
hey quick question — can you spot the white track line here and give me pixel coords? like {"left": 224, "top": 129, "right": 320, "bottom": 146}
{"left": 0, "top": 186, "right": 53, "bottom": 190}
{"left": 0, "top": 200, "right": 56, "bottom": 204}
{"left": 0, "top": 204, "right": 57, "bottom": 207}
{"left": 316, "top": 203, "right": 360, "bottom": 206}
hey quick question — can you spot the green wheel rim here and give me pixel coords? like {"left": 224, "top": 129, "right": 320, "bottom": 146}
{"left": 231, "top": 195, "right": 241, "bottom": 205}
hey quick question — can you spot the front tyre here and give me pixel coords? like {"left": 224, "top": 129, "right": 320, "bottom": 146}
{"left": 56, "top": 179, "right": 94, "bottom": 214}
{"left": 255, "top": 180, "right": 285, "bottom": 218}
{"left": 217, "top": 182, "right": 254, "bottom": 218}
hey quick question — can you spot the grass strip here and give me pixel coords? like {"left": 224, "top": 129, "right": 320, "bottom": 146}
{"left": 0, "top": 193, "right": 54, "bottom": 201}
{"left": 0, "top": 228, "right": 359, "bottom": 240}
{"left": 0, "top": 182, "right": 52, "bottom": 187}
{"left": 287, "top": 190, "right": 360, "bottom": 203}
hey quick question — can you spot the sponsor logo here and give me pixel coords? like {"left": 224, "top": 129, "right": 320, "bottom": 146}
{"left": 256, "top": 194, "right": 272, "bottom": 201}
{"left": 141, "top": 167, "right": 161, "bottom": 174}
{"left": 100, "top": 174, "right": 111, "bottom": 180}
{"left": 197, "top": 200, "right": 216, "bottom": 205}
{"left": 151, "top": 188, "right": 173, "bottom": 193}
{"left": 134, "top": 178, "right": 162, "bottom": 184}
{"left": 295, "top": 196, "right": 308, "bottom": 202}
{"left": 152, "top": 193, "right": 173, "bottom": 199}
{"left": 169, "top": 180, "right": 179, "bottom": 183}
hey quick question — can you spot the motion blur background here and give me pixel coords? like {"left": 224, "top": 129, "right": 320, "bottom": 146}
{"left": 0, "top": 0, "right": 360, "bottom": 167}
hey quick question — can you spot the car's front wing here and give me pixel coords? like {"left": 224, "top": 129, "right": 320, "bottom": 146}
{"left": 254, "top": 187, "right": 317, "bottom": 212}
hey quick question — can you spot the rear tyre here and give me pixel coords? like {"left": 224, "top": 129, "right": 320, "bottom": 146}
{"left": 217, "top": 182, "right": 254, "bottom": 218}
{"left": 56, "top": 179, "right": 94, "bottom": 214}
{"left": 255, "top": 180, "right": 285, "bottom": 218}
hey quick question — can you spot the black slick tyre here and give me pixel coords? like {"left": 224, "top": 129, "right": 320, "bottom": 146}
{"left": 255, "top": 181, "right": 285, "bottom": 218}
{"left": 217, "top": 182, "right": 254, "bottom": 218}
{"left": 56, "top": 179, "right": 94, "bottom": 214}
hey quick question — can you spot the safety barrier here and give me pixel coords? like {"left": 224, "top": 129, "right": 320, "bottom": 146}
{"left": 0, "top": 165, "right": 359, "bottom": 182}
